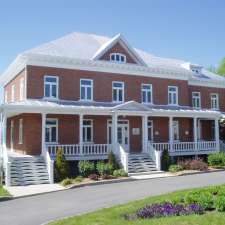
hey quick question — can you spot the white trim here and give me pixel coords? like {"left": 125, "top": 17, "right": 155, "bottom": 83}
{"left": 83, "top": 119, "right": 93, "bottom": 143}
{"left": 24, "top": 66, "right": 27, "bottom": 100}
{"left": 80, "top": 79, "right": 93, "bottom": 101}
{"left": 168, "top": 86, "right": 178, "bottom": 105}
{"left": 141, "top": 83, "right": 153, "bottom": 104}
{"left": 110, "top": 53, "right": 126, "bottom": 63}
{"left": 45, "top": 118, "right": 58, "bottom": 144}
{"left": 11, "top": 85, "right": 15, "bottom": 102}
{"left": 4, "top": 90, "right": 8, "bottom": 103}
{"left": 18, "top": 118, "right": 23, "bottom": 144}
{"left": 19, "top": 77, "right": 24, "bottom": 101}
{"left": 173, "top": 120, "right": 179, "bottom": 141}
{"left": 192, "top": 91, "right": 201, "bottom": 109}
{"left": 10, "top": 120, "right": 14, "bottom": 151}
{"left": 148, "top": 119, "right": 154, "bottom": 142}
{"left": 44, "top": 75, "right": 59, "bottom": 100}
{"left": 210, "top": 93, "right": 219, "bottom": 110}
{"left": 112, "top": 81, "right": 124, "bottom": 103}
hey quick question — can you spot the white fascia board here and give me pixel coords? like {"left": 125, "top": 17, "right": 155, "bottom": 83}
{"left": 189, "top": 79, "right": 225, "bottom": 89}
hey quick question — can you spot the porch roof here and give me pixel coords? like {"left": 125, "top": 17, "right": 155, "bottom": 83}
{"left": 0, "top": 99, "right": 222, "bottom": 118}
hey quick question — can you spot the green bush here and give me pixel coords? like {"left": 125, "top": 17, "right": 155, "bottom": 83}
{"left": 215, "top": 195, "right": 225, "bottom": 211}
{"left": 78, "top": 161, "right": 95, "bottom": 177}
{"left": 161, "top": 148, "right": 170, "bottom": 171}
{"left": 113, "top": 169, "right": 128, "bottom": 177}
{"left": 74, "top": 176, "right": 84, "bottom": 182}
{"left": 61, "top": 178, "right": 73, "bottom": 186}
{"left": 108, "top": 152, "right": 119, "bottom": 170}
{"left": 96, "top": 161, "right": 113, "bottom": 176}
{"left": 54, "top": 148, "right": 69, "bottom": 182}
{"left": 208, "top": 153, "right": 225, "bottom": 168}
{"left": 184, "top": 191, "right": 200, "bottom": 205}
{"left": 168, "top": 164, "right": 183, "bottom": 173}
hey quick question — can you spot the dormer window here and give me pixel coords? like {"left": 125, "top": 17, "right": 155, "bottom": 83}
{"left": 191, "top": 68, "right": 201, "bottom": 75}
{"left": 110, "top": 53, "right": 126, "bottom": 63}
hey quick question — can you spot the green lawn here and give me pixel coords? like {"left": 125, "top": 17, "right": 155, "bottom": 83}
{"left": 49, "top": 184, "right": 225, "bottom": 225}
{"left": 0, "top": 185, "right": 10, "bottom": 197}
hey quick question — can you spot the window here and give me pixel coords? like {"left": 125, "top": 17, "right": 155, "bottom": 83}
{"left": 148, "top": 120, "right": 153, "bottom": 142}
{"left": 173, "top": 120, "right": 179, "bottom": 141}
{"left": 44, "top": 76, "right": 58, "bottom": 99}
{"left": 83, "top": 119, "right": 93, "bottom": 142}
{"left": 20, "top": 78, "right": 24, "bottom": 101}
{"left": 110, "top": 53, "right": 126, "bottom": 63}
{"left": 112, "top": 81, "right": 124, "bottom": 102}
{"left": 168, "top": 86, "right": 178, "bottom": 105}
{"left": 45, "top": 119, "right": 58, "bottom": 143}
{"left": 18, "top": 119, "right": 23, "bottom": 144}
{"left": 192, "top": 92, "right": 201, "bottom": 108}
{"left": 142, "top": 84, "right": 152, "bottom": 103}
{"left": 4, "top": 91, "right": 8, "bottom": 103}
{"left": 80, "top": 79, "right": 93, "bottom": 101}
{"left": 11, "top": 85, "right": 15, "bottom": 102}
{"left": 211, "top": 93, "right": 219, "bottom": 110}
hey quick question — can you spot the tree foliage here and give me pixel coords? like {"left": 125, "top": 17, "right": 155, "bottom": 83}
{"left": 217, "top": 57, "right": 225, "bottom": 76}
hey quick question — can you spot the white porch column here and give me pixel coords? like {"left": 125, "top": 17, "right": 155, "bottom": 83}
{"left": 193, "top": 117, "right": 198, "bottom": 151}
{"left": 169, "top": 116, "right": 173, "bottom": 151}
{"left": 41, "top": 113, "right": 46, "bottom": 155}
{"left": 142, "top": 115, "right": 148, "bottom": 153}
{"left": 112, "top": 113, "right": 118, "bottom": 154}
{"left": 215, "top": 118, "right": 220, "bottom": 151}
{"left": 79, "top": 114, "right": 83, "bottom": 154}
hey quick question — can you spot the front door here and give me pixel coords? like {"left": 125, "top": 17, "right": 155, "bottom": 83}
{"left": 108, "top": 120, "right": 129, "bottom": 151}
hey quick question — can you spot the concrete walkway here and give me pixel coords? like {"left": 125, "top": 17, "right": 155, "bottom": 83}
{"left": 0, "top": 171, "right": 225, "bottom": 225}
{"left": 5, "top": 184, "right": 65, "bottom": 198}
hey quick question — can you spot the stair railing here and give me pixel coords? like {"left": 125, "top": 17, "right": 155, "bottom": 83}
{"left": 43, "top": 145, "right": 54, "bottom": 184}
{"left": 117, "top": 143, "right": 129, "bottom": 172}
{"left": 147, "top": 142, "right": 161, "bottom": 171}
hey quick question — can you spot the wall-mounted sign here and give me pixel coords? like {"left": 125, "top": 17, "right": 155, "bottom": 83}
{"left": 132, "top": 128, "right": 140, "bottom": 135}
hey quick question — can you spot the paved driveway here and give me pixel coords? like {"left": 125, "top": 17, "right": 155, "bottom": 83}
{"left": 0, "top": 171, "right": 225, "bottom": 225}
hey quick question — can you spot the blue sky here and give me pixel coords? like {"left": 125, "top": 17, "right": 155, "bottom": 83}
{"left": 0, "top": 0, "right": 225, "bottom": 75}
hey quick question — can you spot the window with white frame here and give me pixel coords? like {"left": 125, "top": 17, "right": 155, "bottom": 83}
{"left": 173, "top": 120, "right": 179, "bottom": 141}
{"left": 110, "top": 53, "right": 126, "bottom": 63}
{"left": 18, "top": 119, "right": 23, "bottom": 144}
{"left": 44, "top": 76, "right": 58, "bottom": 99}
{"left": 211, "top": 93, "right": 219, "bottom": 110}
{"left": 80, "top": 79, "right": 93, "bottom": 101}
{"left": 148, "top": 120, "right": 153, "bottom": 142}
{"left": 112, "top": 81, "right": 124, "bottom": 102}
{"left": 83, "top": 119, "right": 93, "bottom": 142}
{"left": 20, "top": 78, "right": 24, "bottom": 101}
{"left": 192, "top": 92, "right": 201, "bottom": 108}
{"left": 142, "top": 84, "right": 152, "bottom": 103}
{"left": 11, "top": 85, "right": 15, "bottom": 102}
{"left": 45, "top": 119, "right": 58, "bottom": 143}
{"left": 4, "top": 91, "right": 8, "bottom": 103}
{"left": 168, "top": 86, "right": 178, "bottom": 105}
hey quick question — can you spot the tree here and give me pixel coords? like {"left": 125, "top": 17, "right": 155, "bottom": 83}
{"left": 217, "top": 58, "right": 225, "bottom": 76}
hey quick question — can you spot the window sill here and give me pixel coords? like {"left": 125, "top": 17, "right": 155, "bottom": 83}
{"left": 43, "top": 97, "right": 59, "bottom": 101}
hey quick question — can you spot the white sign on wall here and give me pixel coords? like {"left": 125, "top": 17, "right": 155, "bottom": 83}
{"left": 132, "top": 128, "right": 140, "bottom": 135}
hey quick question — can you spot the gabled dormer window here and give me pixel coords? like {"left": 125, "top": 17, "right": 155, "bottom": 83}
{"left": 110, "top": 53, "right": 126, "bottom": 63}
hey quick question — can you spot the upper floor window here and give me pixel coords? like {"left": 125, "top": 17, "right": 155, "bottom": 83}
{"left": 168, "top": 86, "right": 178, "bottom": 105}
{"left": 4, "top": 91, "right": 8, "bottom": 103}
{"left": 83, "top": 119, "right": 93, "bottom": 143}
{"left": 45, "top": 118, "right": 58, "bottom": 143}
{"left": 18, "top": 119, "right": 23, "bottom": 144}
{"left": 211, "top": 93, "right": 219, "bottom": 110}
{"left": 80, "top": 79, "right": 93, "bottom": 101}
{"left": 142, "top": 84, "right": 152, "bottom": 103}
{"left": 192, "top": 92, "right": 201, "bottom": 108}
{"left": 44, "top": 76, "right": 58, "bottom": 99}
{"left": 110, "top": 53, "right": 126, "bottom": 63}
{"left": 112, "top": 81, "right": 124, "bottom": 102}
{"left": 20, "top": 77, "right": 24, "bottom": 101}
{"left": 11, "top": 85, "right": 15, "bottom": 102}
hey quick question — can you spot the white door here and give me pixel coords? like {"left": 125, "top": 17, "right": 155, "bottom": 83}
{"left": 10, "top": 120, "right": 14, "bottom": 151}
{"left": 107, "top": 120, "right": 129, "bottom": 151}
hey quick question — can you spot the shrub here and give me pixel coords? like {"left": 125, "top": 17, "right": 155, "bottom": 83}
{"left": 108, "top": 152, "right": 119, "bottom": 170}
{"left": 102, "top": 174, "right": 115, "bottom": 180}
{"left": 168, "top": 164, "right": 183, "bottom": 173}
{"left": 208, "top": 153, "right": 225, "bottom": 168}
{"left": 184, "top": 191, "right": 201, "bottom": 205}
{"left": 88, "top": 173, "right": 99, "bottom": 181}
{"left": 215, "top": 195, "right": 225, "bottom": 212}
{"left": 78, "top": 161, "right": 95, "bottom": 177}
{"left": 113, "top": 169, "right": 128, "bottom": 177}
{"left": 161, "top": 148, "right": 170, "bottom": 171}
{"left": 54, "top": 148, "right": 69, "bottom": 182}
{"left": 74, "top": 176, "right": 84, "bottom": 182}
{"left": 96, "top": 161, "right": 113, "bottom": 176}
{"left": 178, "top": 158, "right": 208, "bottom": 171}
{"left": 61, "top": 178, "right": 73, "bottom": 186}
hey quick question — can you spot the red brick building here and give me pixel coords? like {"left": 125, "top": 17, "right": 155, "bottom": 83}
{"left": 1, "top": 32, "right": 224, "bottom": 186}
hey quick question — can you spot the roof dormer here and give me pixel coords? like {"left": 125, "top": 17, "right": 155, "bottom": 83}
{"left": 182, "top": 62, "right": 203, "bottom": 76}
